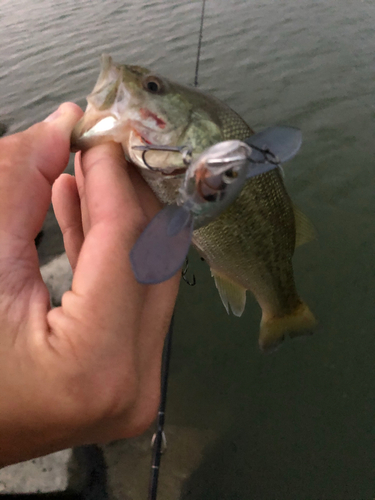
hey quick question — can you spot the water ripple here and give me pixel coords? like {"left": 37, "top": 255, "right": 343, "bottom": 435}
{"left": 0, "top": 0, "right": 373, "bottom": 207}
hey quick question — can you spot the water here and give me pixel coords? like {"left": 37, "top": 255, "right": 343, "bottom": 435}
{"left": 1, "top": 0, "right": 375, "bottom": 498}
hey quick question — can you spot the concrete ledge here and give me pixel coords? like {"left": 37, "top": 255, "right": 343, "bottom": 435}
{"left": 40, "top": 252, "right": 72, "bottom": 307}
{"left": 0, "top": 450, "right": 73, "bottom": 494}
{"left": 0, "top": 445, "right": 107, "bottom": 496}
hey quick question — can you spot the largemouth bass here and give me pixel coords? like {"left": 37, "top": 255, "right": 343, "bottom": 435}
{"left": 71, "top": 55, "right": 316, "bottom": 352}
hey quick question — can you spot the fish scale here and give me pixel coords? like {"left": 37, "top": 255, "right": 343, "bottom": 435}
{"left": 216, "top": 107, "right": 254, "bottom": 141}
{"left": 193, "top": 169, "right": 298, "bottom": 313}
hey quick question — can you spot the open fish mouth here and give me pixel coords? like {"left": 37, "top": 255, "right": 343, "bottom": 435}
{"left": 71, "top": 115, "right": 183, "bottom": 176}
{"left": 71, "top": 54, "right": 160, "bottom": 153}
{"left": 71, "top": 54, "right": 173, "bottom": 159}
{"left": 71, "top": 114, "right": 119, "bottom": 150}
{"left": 71, "top": 111, "right": 186, "bottom": 177}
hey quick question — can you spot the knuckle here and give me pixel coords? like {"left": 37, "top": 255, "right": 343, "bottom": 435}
{"left": 0, "top": 134, "right": 27, "bottom": 168}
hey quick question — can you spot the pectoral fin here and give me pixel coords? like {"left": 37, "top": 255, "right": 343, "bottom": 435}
{"left": 293, "top": 205, "right": 316, "bottom": 248}
{"left": 211, "top": 270, "right": 247, "bottom": 317}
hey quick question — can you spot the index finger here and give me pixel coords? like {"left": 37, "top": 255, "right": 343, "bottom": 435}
{"left": 61, "top": 143, "right": 150, "bottom": 332}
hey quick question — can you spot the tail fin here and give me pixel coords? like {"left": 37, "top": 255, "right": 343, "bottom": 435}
{"left": 259, "top": 302, "right": 317, "bottom": 353}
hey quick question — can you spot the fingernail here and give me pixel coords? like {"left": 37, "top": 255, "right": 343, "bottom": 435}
{"left": 44, "top": 107, "right": 62, "bottom": 122}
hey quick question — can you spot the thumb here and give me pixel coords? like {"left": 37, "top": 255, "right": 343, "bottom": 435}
{"left": 26, "top": 102, "right": 83, "bottom": 184}
{"left": 0, "top": 102, "right": 83, "bottom": 246}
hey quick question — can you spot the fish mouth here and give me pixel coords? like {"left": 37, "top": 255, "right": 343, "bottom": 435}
{"left": 70, "top": 54, "right": 137, "bottom": 152}
{"left": 71, "top": 98, "right": 171, "bottom": 162}
{"left": 71, "top": 110, "right": 121, "bottom": 152}
{"left": 71, "top": 112, "right": 185, "bottom": 177}
{"left": 70, "top": 106, "right": 164, "bottom": 154}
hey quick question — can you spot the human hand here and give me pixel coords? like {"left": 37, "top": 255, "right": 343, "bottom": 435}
{"left": 0, "top": 103, "right": 180, "bottom": 466}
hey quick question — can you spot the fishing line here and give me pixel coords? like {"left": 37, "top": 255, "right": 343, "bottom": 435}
{"left": 148, "top": 2, "right": 205, "bottom": 498}
{"left": 147, "top": 315, "right": 174, "bottom": 500}
{"left": 194, "top": 0, "right": 206, "bottom": 87}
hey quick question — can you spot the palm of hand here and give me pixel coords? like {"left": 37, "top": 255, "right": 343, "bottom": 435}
{"left": 0, "top": 103, "right": 180, "bottom": 466}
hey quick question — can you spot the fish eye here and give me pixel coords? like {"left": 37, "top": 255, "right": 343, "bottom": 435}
{"left": 143, "top": 76, "right": 164, "bottom": 94}
{"left": 147, "top": 81, "right": 159, "bottom": 92}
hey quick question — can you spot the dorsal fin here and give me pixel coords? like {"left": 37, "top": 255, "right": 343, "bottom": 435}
{"left": 211, "top": 270, "right": 247, "bottom": 317}
{"left": 293, "top": 205, "right": 316, "bottom": 248}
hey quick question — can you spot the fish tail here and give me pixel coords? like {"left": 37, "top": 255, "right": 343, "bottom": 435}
{"left": 259, "top": 302, "right": 317, "bottom": 353}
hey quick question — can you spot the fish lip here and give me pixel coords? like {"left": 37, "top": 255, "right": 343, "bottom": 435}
{"left": 81, "top": 115, "right": 119, "bottom": 138}
{"left": 70, "top": 112, "right": 120, "bottom": 152}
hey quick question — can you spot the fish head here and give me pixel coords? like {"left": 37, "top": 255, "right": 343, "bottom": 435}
{"left": 71, "top": 55, "right": 223, "bottom": 172}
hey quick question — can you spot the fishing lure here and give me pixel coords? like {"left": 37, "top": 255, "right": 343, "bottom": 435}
{"left": 130, "top": 126, "right": 302, "bottom": 284}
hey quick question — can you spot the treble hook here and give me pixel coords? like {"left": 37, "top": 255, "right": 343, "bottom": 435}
{"left": 132, "top": 144, "right": 193, "bottom": 171}
{"left": 182, "top": 257, "right": 196, "bottom": 286}
{"left": 248, "top": 144, "right": 281, "bottom": 165}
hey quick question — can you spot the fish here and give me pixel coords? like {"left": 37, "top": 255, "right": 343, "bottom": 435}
{"left": 71, "top": 54, "right": 316, "bottom": 352}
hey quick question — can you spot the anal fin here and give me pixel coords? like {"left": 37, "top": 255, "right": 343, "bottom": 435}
{"left": 211, "top": 270, "right": 247, "bottom": 317}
